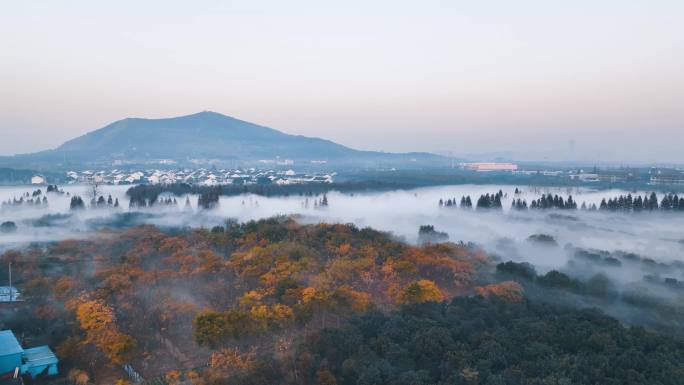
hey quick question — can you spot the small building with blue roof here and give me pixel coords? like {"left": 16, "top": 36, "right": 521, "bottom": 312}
{"left": 0, "top": 330, "right": 58, "bottom": 379}
{"left": 0, "top": 331, "right": 23, "bottom": 376}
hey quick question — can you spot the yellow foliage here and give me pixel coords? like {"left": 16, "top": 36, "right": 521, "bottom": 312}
{"left": 271, "top": 304, "right": 294, "bottom": 323}
{"left": 95, "top": 329, "right": 137, "bottom": 365}
{"left": 396, "top": 280, "right": 444, "bottom": 305}
{"left": 326, "top": 256, "right": 374, "bottom": 284}
{"left": 239, "top": 290, "right": 264, "bottom": 308}
{"left": 260, "top": 260, "right": 299, "bottom": 287}
{"left": 248, "top": 303, "right": 294, "bottom": 330}
{"left": 186, "top": 370, "right": 204, "bottom": 385}
{"left": 76, "top": 299, "right": 115, "bottom": 332}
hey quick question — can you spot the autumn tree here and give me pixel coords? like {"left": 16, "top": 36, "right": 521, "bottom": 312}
{"left": 475, "top": 281, "right": 525, "bottom": 303}
{"left": 396, "top": 280, "right": 444, "bottom": 305}
{"left": 74, "top": 298, "right": 138, "bottom": 364}
{"left": 209, "top": 347, "right": 256, "bottom": 372}
{"left": 68, "top": 369, "right": 90, "bottom": 385}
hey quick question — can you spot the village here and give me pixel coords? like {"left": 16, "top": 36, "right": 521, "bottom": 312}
{"left": 61, "top": 168, "right": 334, "bottom": 186}
{"left": 460, "top": 163, "right": 684, "bottom": 185}
{"left": 20, "top": 165, "right": 684, "bottom": 189}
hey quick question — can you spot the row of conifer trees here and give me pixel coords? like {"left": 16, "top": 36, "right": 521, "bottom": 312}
{"left": 440, "top": 191, "right": 684, "bottom": 212}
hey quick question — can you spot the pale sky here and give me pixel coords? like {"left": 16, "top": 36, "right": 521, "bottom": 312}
{"left": 1, "top": 1, "right": 683, "bottom": 163}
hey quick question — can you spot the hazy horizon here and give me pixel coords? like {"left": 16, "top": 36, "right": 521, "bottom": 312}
{"left": 1, "top": 1, "right": 683, "bottom": 163}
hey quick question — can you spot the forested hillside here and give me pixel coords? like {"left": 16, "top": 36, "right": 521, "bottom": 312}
{"left": 0, "top": 218, "right": 486, "bottom": 383}
{"left": 1, "top": 218, "right": 684, "bottom": 385}
{"left": 292, "top": 298, "right": 684, "bottom": 385}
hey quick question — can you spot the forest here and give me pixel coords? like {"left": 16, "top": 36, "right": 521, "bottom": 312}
{"left": 125, "top": 182, "right": 408, "bottom": 207}
{"left": 0, "top": 218, "right": 486, "bottom": 384}
{"left": 1, "top": 217, "right": 684, "bottom": 385}
{"left": 439, "top": 191, "right": 684, "bottom": 213}
{"left": 289, "top": 298, "right": 684, "bottom": 385}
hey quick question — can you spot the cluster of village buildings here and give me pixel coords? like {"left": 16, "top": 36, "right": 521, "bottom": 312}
{"left": 458, "top": 163, "right": 684, "bottom": 185}
{"left": 25, "top": 164, "right": 684, "bottom": 187}
{"left": 567, "top": 168, "right": 684, "bottom": 185}
{"left": 60, "top": 168, "right": 334, "bottom": 186}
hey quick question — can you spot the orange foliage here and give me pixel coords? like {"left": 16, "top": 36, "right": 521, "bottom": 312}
{"left": 337, "top": 286, "right": 372, "bottom": 313}
{"left": 165, "top": 370, "right": 182, "bottom": 385}
{"left": 475, "top": 281, "right": 525, "bottom": 303}
{"left": 76, "top": 299, "right": 115, "bottom": 331}
{"left": 197, "top": 250, "right": 224, "bottom": 273}
{"left": 55, "top": 276, "right": 80, "bottom": 300}
{"left": 209, "top": 347, "right": 256, "bottom": 371}
{"left": 74, "top": 297, "right": 137, "bottom": 364}
{"left": 7, "top": 220, "right": 492, "bottom": 373}
{"left": 301, "top": 287, "right": 317, "bottom": 303}
{"left": 337, "top": 243, "right": 352, "bottom": 255}
{"left": 159, "top": 236, "right": 190, "bottom": 253}
{"left": 68, "top": 369, "right": 90, "bottom": 385}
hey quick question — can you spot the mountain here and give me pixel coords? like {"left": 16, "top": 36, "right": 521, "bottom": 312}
{"left": 1, "top": 111, "right": 445, "bottom": 169}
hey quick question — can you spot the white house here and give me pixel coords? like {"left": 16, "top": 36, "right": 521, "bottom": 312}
{"left": 460, "top": 163, "right": 518, "bottom": 172}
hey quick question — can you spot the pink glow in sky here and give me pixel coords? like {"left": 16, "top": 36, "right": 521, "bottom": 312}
{"left": 1, "top": 1, "right": 683, "bottom": 162}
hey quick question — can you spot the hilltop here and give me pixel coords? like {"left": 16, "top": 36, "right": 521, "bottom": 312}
{"left": 0, "top": 111, "right": 444, "bottom": 169}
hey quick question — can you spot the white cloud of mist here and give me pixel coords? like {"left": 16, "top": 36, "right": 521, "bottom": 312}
{"left": 2, "top": 185, "right": 683, "bottom": 271}
{"left": 3, "top": 183, "right": 684, "bottom": 329}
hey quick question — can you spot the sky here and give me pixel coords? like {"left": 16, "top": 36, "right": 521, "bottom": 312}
{"left": 1, "top": 0, "right": 683, "bottom": 163}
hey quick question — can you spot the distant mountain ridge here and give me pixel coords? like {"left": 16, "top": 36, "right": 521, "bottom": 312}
{"left": 1, "top": 111, "right": 445, "bottom": 169}
{"left": 55, "top": 111, "right": 358, "bottom": 160}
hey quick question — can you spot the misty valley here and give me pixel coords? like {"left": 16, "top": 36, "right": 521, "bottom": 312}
{"left": 2, "top": 182, "right": 684, "bottom": 384}
{"left": 4, "top": 1, "right": 684, "bottom": 383}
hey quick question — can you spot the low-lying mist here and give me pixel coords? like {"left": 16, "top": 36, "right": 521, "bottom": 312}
{"left": 2, "top": 184, "right": 684, "bottom": 307}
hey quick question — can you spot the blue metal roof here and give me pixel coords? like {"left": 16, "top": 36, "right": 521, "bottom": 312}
{"left": 0, "top": 330, "right": 23, "bottom": 356}
{"left": 22, "top": 346, "right": 58, "bottom": 367}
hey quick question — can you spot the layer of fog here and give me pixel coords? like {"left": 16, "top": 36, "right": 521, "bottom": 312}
{"left": 2, "top": 184, "right": 684, "bottom": 279}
